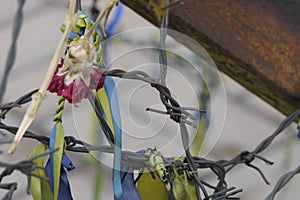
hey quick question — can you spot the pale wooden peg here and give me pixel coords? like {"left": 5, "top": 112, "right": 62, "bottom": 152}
{"left": 84, "top": 0, "right": 119, "bottom": 39}
{"left": 8, "top": 0, "right": 78, "bottom": 154}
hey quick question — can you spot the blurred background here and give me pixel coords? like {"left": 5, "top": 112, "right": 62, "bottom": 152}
{"left": 1, "top": 0, "right": 300, "bottom": 199}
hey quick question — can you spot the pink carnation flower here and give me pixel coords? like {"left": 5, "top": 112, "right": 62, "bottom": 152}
{"left": 48, "top": 58, "right": 104, "bottom": 103}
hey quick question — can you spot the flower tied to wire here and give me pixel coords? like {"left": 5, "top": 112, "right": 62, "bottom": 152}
{"left": 48, "top": 58, "right": 105, "bottom": 104}
{"left": 48, "top": 10, "right": 105, "bottom": 104}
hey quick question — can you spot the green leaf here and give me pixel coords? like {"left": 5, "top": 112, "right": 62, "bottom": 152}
{"left": 27, "top": 143, "right": 53, "bottom": 200}
{"left": 145, "top": 149, "right": 167, "bottom": 182}
{"left": 76, "top": 18, "right": 86, "bottom": 28}
{"left": 170, "top": 166, "right": 197, "bottom": 200}
{"left": 137, "top": 169, "right": 168, "bottom": 200}
{"left": 53, "top": 121, "right": 65, "bottom": 200}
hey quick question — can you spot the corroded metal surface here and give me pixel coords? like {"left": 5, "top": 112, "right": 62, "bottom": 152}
{"left": 120, "top": 0, "right": 300, "bottom": 116}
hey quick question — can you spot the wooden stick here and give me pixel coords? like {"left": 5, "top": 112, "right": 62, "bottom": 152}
{"left": 84, "top": 0, "right": 119, "bottom": 39}
{"left": 8, "top": 0, "right": 77, "bottom": 154}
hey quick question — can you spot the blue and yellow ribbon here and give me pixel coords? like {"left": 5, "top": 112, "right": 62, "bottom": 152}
{"left": 62, "top": 10, "right": 124, "bottom": 198}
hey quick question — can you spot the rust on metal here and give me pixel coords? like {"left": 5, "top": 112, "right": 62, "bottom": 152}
{"left": 120, "top": 0, "right": 300, "bottom": 116}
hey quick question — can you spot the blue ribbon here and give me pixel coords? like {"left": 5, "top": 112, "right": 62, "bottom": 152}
{"left": 103, "top": 4, "right": 124, "bottom": 197}
{"left": 114, "top": 167, "right": 141, "bottom": 200}
{"left": 45, "top": 153, "right": 75, "bottom": 200}
{"left": 104, "top": 76, "right": 123, "bottom": 198}
{"left": 106, "top": 3, "right": 124, "bottom": 37}
{"left": 47, "top": 124, "right": 75, "bottom": 200}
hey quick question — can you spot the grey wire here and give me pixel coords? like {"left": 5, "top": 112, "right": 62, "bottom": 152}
{"left": 162, "top": 0, "right": 184, "bottom": 10}
{"left": 180, "top": 122, "right": 204, "bottom": 199}
{"left": 265, "top": 164, "right": 300, "bottom": 200}
{"left": 104, "top": 69, "right": 200, "bottom": 123}
{"left": 151, "top": 33, "right": 207, "bottom": 194}
{"left": 1, "top": 90, "right": 299, "bottom": 199}
{"left": 0, "top": 182, "right": 17, "bottom": 200}
{"left": 76, "top": 0, "right": 81, "bottom": 11}
{"left": 253, "top": 109, "right": 300, "bottom": 154}
{"left": 158, "top": 0, "right": 169, "bottom": 86}
{"left": 0, "top": 0, "right": 27, "bottom": 103}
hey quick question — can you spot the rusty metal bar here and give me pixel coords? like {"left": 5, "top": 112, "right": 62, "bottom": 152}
{"left": 120, "top": 0, "right": 300, "bottom": 116}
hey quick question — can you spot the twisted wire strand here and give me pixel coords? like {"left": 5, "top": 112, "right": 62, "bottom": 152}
{"left": 1, "top": 106, "right": 299, "bottom": 199}
{"left": 0, "top": 0, "right": 27, "bottom": 103}
{"left": 1, "top": 71, "right": 300, "bottom": 200}
{"left": 0, "top": 182, "right": 17, "bottom": 200}
{"left": 0, "top": 148, "right": 57, "bottom": 197}
{"left": 158, "top": 0, "right": 169, "bottom": 86}
{"left": 53, "top": 96, "right": 65, "bottom": 122}
{"left": 265, "top": 164, "right": 300, "bottom": 200}
{"left": 0, "top": 89, "right": 38, "bottom": 119}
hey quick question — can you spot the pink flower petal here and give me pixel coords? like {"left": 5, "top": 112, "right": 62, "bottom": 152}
{"left": 71, "top": 80, "right": 90, "bottom": 104}
{"left": 47, "top": 58, "right": 105, "bottom": 104}
{"left": 90, "top": 68, "right": 105, "bottom": 90}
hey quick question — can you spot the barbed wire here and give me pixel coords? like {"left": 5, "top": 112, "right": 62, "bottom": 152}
{"left": 0, "top": 182, "right": 17, "bottom": 200}
{"left": 0, "top": 0, "right": 27, "bottom": 103}
{"left": 0, "top": 144, "right": 56, "bottom": 199}
{"left": 0, "top": 81, "right": 232, "bottom": 199}
{"left": 158, "top": 0, "right": 169, "bottom": 86}
{"left": 1, "top": 74, "right": 300, "bottom": 199}
{"left": 0, "top": 89, "right": 38, "bottom": 120}
{"left": 265, "top": 164, "right": 300, "bottom": 200}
